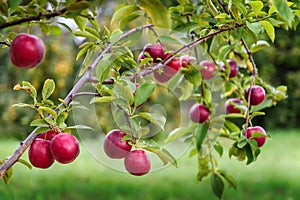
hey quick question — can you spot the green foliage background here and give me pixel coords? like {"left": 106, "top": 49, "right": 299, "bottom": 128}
{"left": 0, "top": 0, "right": 299, "bottom": 139}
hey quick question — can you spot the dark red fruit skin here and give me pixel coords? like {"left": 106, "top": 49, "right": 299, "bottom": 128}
{"left": 245, "top": 85, "right": 266, "bottom": 106}
{"left": 225, "top": 98, "right": 243, "bottom": 114}
{"left": 124, "top": 150, "right": 151, "bottom": 176}
{"left": 37, "top": 130, "right": 58, "bottom": 140}
{"left": 142, "top": 43, "right": 165, "bottom": 62}
{"left": 199, "top": 60, "right": 216, "bottom": 80}
{"left": 103, "top": 129, "right": 132, "bottom": 159}
{"left": 220, "top": 59, "right": 239, "bottom": 78}
{"left": 245, "top": 126, "right": 267, "bottom": 147}
{"left": 189, "top": 104, "right": 210, "bottom": 123}
{"left": 153, "top": 70, "right": 171, "bottom": 83}
{"left": 29, "top": 138, "right": 54, "bottom": 169}
{"left": 50, "top": 133, "right": 80, "bottom": 164}
{"left": 164, "top": 58, "right": 181, "bottom": 76}
{"left": 10, "top": 33, "right": 45, "bottom": 68}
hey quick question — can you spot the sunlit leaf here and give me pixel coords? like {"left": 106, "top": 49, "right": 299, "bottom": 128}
{"left": 260, "top": 20, "right": 275, "bottom": 42}
{"left": 42, "top": 79, "right": 55, "bottom": 100}
{"left": 90, "top": 96, "right": 115, "bottom": 104}
{"left": 137, "top": 112, "right": 166, "bottom": 130}
{"left": 139, "top": 0, "right": 171, "bottom": 28}
{"left": 30, "top": 119, "right": 50, "bottom": 127}
{"left": 165, "top": 124, "right": 196, "bottom": 142}
{"left": 111, "top": 4, "right": 140, "bottom": 24}
{"left": 272, "top": 0, "right": 295, "bottom": 27}
{"left": 17, "top": 159, "right": 32, "bottom": 170}
{"left": 134, "top": 82, "right": 156, "bottom": 108}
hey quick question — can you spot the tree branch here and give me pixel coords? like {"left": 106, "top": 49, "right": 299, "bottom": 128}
{"left": 0, "top": 24, "right": 154, "bottom": 179}
{"left": 0, "top": 8, "right": 67, "bottom": 30}
{"left": 132, "top": 24, "right": 243, "bottom": 80}
{"left": 217, "top": 0, "right": 258, "bottom": 130}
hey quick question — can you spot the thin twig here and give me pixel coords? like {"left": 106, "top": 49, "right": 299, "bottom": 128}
{"left": 132, "top": 24, "right": 243, "bottom": 80}
{"left": 217, "top": 0, "right": 258, "bottom": 130}
{"left": 0, "top": 8, "right": 67, "bottom": 30}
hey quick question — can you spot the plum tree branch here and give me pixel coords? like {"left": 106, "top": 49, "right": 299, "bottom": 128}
{"left": 0, "top": 8, "right": 67, "bottom": 30}
{"left": 217, "top": 0, "right": 258, "bottom": 129}
{"left": 132, "top": 23, "right": 243, "bottom": 80}
{"left": 0, "top": 24, "right": 154, "bottom": 179}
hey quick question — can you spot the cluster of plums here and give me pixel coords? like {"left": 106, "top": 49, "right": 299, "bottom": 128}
{"left": 28, "top": 130, "right": 80, "bottom": 169}
{"left": 138, "top": 43, "right": 267, "bottom": 147}
{"left": 103, "top": 129, "right": 150, "bottom": 176}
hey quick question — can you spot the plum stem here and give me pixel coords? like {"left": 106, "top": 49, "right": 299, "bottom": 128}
{"left": 217, "top": 0, "right": 258, "bottom": 130}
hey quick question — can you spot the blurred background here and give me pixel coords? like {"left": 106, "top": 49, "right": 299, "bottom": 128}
{"left": 1, "top": 0, "right": 300, "bottom": 199}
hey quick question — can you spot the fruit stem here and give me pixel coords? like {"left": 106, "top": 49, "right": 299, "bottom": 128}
{"left": 217, "top": 0, "right": 258, "bottom": 130}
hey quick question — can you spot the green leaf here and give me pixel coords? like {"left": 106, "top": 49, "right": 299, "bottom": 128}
{"left": 114, "top": 79, "right": 135, "bottom": 105}
{"left": 195, "top": 123, "right": 209, "bottom": 154}
{"left": 38, "top": 106, "right": 57, "bottom": 120}
{"left": 74, "top": 30, "right": 99, "bottom": 40}
{"left": 96, "top": 54, "right": 112, "bottom": 82}
{"left": 250, "top": 40, "right": 270, "bottom": 53}
{"left": 246, "top": 21, "right": 263, "bottom": 41}
{"left": 49, "top": 25, "right": 62, "bottom": 35}
{"left": 111, "top": 4, "right": 140, "bottom": 24}
{"left": 3, "top": 166, "right": 13, "bottom": 184}
{"left": 272, "top": 0, "right": 294, "bottom": 27}
{"left": 224, "top": 120, "right": 241, "bottom": 133}
{"left": 34, "top": 127, "right": 51, "bottom": 135}
{"left": 167, "top": 73, "right": 184, "bottom": 92}
{"left": 218, "top": 44, "right": 235, "bottom": 61}
{"left": 12, "top": 103, "right": 34, "bottom": 108}
{"left": 74, "top": 16, "right": 88, "bottom": 31}
{"left": 158, "top": 35, "right": 182, "bottom": 46}
{"left": 260, "top": 20, "right": 275, "bottom": 42}
{"left": 184, "top": 66, "right": 202, "bottom": 88}
{"left": 85, "top": 27, "right": 101, "bottom": 40}
{"left": 67, "top": 125, "right": 93, "bottom": 130}
{"left": 197, "top": 156, "right": 210, "bottom": 181}
{"left": 120, "top": 13, "right": 141, "bottom": 29}
{"left": 134, "top": 82, "right": 156, "bottom": 108}
{"left": 76, "top": 43, "right": 94, "bottom": 61}
{"left": 110, "top": 29, "right": 123, "bottom": 44}
{"left": 17, "top": 159, "right": 32, "bottom": 170}
{"left": 139, "top": 0, "right": 171, "bottom": 28}
{"left": 137, "top": 112, "right": 166, "bottom": 130}
{"left": 14, "top": 81, "right": 37, "bottom": 100}
{"left": 211, "top": 173, "right": 225, "bottom": 199}
{"left": 214, "top": 142, "right": 223, "bottom": 157}
{"left": 8, "top": 0, "right": 22, "bottom": 9}
{"left": 218, "top": 170, "right": 237, "bottom": 190}
{"left": 67, "top": 1, "right": 90, "bottom": 11}
{"left": 145, "top": 144, "right": 178, "bottom": 167}
{"left": 30, "top": 119, "right": 50, "bottom": 127}
{"left": 90, "top": 96, "right": 115, "bottom": 104}
{"left": 42, "top": 79, "right": 55, "bottom": 100}
{"left": 165, "top": 124, "right": 196, "bottom": 142}
{"left": 247, "top": 1, "right": 264, "bottom": 13}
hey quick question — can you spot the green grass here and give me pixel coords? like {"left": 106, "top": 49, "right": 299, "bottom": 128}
{"left": 1, "top": 129, "right": 300, "bottom": 200}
